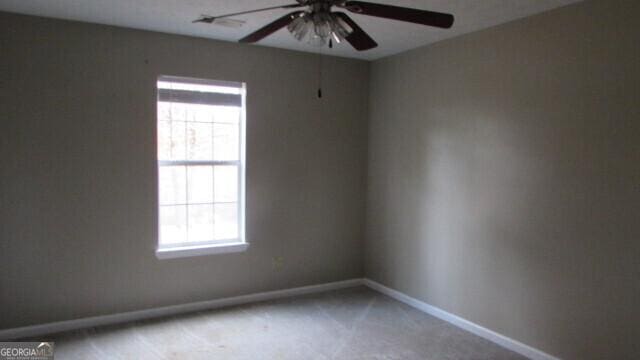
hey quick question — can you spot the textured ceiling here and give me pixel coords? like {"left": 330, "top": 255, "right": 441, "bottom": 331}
{"left": 0, "top": 0, "right": 581, "bottom": 60}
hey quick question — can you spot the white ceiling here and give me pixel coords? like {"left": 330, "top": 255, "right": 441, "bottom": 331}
{"left": 0, "top": 0, "right": 581, "bottom": 60}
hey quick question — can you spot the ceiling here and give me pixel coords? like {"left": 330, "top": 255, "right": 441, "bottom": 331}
{"left": 0, "top": 0, "right": 581, "bottom": 60}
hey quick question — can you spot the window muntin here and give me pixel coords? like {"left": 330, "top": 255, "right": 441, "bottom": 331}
{"left": 157, "top": 76, "right": 245, "bottom": 249}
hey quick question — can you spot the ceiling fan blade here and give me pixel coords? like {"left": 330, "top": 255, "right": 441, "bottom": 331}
{"left": 343, "top": 1, "right": 454, "bottom": 29}
{"left": 239, "top": 11, "right": 305, "bottom": 43}
{"left": 333, "top": 12, "right": 378, "bottom": 51}
{"left": 194, "top": 4, "right": 303, "bottom": 24}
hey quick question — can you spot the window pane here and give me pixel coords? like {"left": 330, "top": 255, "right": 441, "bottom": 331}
{"left": 159, "top": 166, "right": 186, "bottom": 205}
{"left": 166, "top": 120, "right": 186, "bottom": 160}
{"left": 212, "top": 106, "right": 240, "bottom": 123}
{"left": 157, "top": 120, "right": 187, "bottom": 160}
{"left": 160, "top": 205, "right": 187, "bottom": 245}
{"left": 213, "top": 123, "right": 239, "bottom": 161}
{"left": 157, "top": 120, "right": 171, "bottom": 160}
{"left": 214, "top": 203, "right": 238, "bottom": 240}
{"left": 157, "top": 77, "right": 244, "bottom": 249}
{"left": 188, "top": 204, "right": 214, "bottom": 242}
{"left": 214, "top": 165, "right": 238, "bottom": 202}
{"left": 186, "top": 104, "right": 215, "bottom": 122}
{"left": 160, "top": 102, "right": 187, "bottom": 122}
{"left": 157, "top": 102, "right": 172, "bottom": 122}
{"left": 187, "top": 166, "right": 213, "bottom": 203}
{"left": 187, "top": 122, "right": 213, "bottom": 160}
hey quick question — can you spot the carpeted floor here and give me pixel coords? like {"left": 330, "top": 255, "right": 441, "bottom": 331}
{"left": 37, "top": 287, "right": 527, "bottom": 359}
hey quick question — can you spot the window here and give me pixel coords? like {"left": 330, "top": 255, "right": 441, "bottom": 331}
{"left": 155, "top": 76, "right": 247, "bottom": 259}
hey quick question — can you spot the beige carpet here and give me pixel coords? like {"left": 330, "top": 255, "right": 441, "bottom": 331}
{"left": 34, "top": 287, "right": 527, "bottom": 359}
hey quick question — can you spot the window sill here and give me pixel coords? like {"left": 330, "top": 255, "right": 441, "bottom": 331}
{"left": 156, "top": 242, "right": 249, "bottom": 260}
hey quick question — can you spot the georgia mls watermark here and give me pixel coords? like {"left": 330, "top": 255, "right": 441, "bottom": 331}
{"left": 0, "top": 342, "right": 54, "bottom": 360}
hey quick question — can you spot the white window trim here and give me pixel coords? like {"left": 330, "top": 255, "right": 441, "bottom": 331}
{"left": 155, "top": 76, "right": 247, "bottom": 259}
{"left": 156, "top": 241, "right": 249, "bottom": 260}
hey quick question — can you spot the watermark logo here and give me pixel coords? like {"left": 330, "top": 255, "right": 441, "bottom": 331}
{"left": 0, "top": 342, "right": 54, "bottom": 360}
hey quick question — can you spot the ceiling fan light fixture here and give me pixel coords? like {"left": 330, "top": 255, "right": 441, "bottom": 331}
{"left": 289, "top": 11, "right": 356, "bottom": 47}
{"left": 313, "top": 13, "right": 332, "bottom": 39}
{"left": 287, "top": 11, "right": 337, "bottom": 47}
{"left": 287, "top": 13, "right": 311, "bottom": 41}
{"left": 200, "top": 1, "right": 454, "bottom": 52}
{"left": 331, "top": 32, "right": 342, "bottom": 44}
{"left": 308, "top": 33, "right": 327, "bottom": 47}
{"left": 330, "top": 14, "right": 353, "bottom": 38}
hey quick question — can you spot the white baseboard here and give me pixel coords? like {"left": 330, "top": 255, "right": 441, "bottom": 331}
{"left": 0, "top": 278, "right": 364, "bottom": 340}
{"left": 363, "top": 279, "right": 560, "bottom": 360}
{"left": 0, "top": 277, "right": 560, "bottom": 360}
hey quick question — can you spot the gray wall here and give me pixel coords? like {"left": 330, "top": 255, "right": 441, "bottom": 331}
{"left": 3, "top": 0, "right": 639, "bottom": 357}
{"left": 0, "top": 12, "right": 369, "bottom": 330}
{"left": 366, "top": 1, "right": 639, "bottom": 359}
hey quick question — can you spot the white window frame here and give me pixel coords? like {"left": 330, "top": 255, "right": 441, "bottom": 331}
{"left": 155, "top": 75, "right": 248, "bottom": 259}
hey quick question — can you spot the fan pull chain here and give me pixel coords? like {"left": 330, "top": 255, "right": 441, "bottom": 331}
{"left": 318, "top": 46, "right": 323, "bottom": 99}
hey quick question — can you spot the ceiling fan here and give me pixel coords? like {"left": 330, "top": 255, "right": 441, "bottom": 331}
{"left": 194, "top": 0, "right": 454, "bottom": 51}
